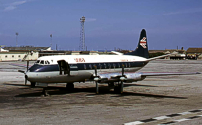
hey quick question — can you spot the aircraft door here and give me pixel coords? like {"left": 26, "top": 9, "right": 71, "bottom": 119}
{"left": 57, "top": 60, "right": 70, "bottom": 75}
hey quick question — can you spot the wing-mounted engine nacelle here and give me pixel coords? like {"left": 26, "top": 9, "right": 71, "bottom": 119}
{"left": 124, "top": 73, "right": 146, "bottom": 83}
{"left": 98, "top": 73, "right": 146, "bottom": 83}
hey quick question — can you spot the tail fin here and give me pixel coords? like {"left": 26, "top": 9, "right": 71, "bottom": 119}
{"left": 125, "top": 29, "right": 149, "bottom": 59}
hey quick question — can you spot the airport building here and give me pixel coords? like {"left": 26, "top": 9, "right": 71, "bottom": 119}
{"left": 186, "top": 48, "right": 202, "bottom": 59}
{"left": 0, "top": 46, "right": 51, "bottom": 62}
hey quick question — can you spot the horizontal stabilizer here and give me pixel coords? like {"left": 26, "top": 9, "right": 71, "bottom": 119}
{"left": 111, "top": 51, "right": 123, "bottom": 55}
{"left": 147, "top": 52, "right": 178, "bottom": 61}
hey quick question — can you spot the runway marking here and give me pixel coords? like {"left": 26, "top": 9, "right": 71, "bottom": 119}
{"left": 161, "top": 115, "right": 202, "bottom": 124}
{"left": 124, "top": 109, "right": 202, "bottom": 125}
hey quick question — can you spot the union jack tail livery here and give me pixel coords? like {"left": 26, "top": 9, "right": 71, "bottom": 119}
{"left": 125, "top": 29, "right": 149, "bottom": 58}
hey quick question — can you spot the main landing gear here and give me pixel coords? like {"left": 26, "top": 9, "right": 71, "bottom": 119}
{"left": 31, "top": 82, "right": 36, "bottom": 87}
{"left": 94, "top": 64, "right": 126, "bottom": 94}
{"left": 114, "top": 82, "right": 124, "bottom": 94}
{"left": 42, "top": 88, "right": 49, "bottom": 96}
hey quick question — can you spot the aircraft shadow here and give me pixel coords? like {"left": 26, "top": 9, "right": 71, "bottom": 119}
{"left": 110, "top": 92, "right": 187, "bottom": 99}
{"left": 3, "top": 83, "right": 28, "bottom": 87}
{"left": 123, "top": 83, "right": 158, "bottom": 87}
{"left": 14, "top": 85, "right": 186, "bottom": 99}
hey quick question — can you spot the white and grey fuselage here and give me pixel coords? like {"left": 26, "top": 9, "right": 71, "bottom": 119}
{"left": 26, "top": 54, "right": 148, "bottom": 83}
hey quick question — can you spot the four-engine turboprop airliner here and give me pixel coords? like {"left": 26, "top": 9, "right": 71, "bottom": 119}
{"left": 18, "top": 29, "right": 200, "bottom": 95}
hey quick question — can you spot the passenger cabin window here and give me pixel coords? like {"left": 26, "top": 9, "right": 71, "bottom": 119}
{"left": 113, "top": 63, "right": 116, "bottom": 68}
{"left": 93, "top": 64, "right": 97, "bottom": 69}
{"left": 99, "top": 63, "right": 102, "bottom": 69}
{"left": 108, "top": 64, "right": 111, "bottom": 69}
{"left": 84, "top": 64, "right": 86, "bottom": 69}
{"left": 89, "top": 64, "right": 92, "bottom": 69}
{"left": 104, "top": 63, "right": 107, "bottom": 69}
{"left": 129, "top": 63, "right": 131, "bottom": 67}
{"left": 121, "top": 63, "right": 124, "bottom": 68}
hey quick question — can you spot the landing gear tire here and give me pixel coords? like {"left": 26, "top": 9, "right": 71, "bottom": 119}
{"left": 108, "top": 82, "right": 114, "bottom": 90}
{"left": 31, "top": 82, "right": 36, "bottom": 87}
{"left": 114, "top": 85, "right": 121, "bottom": 94}
{"left": 114, "top": 83, "right": 123, "bottom": 94}
{"left": 66, "top": 83, "right": 74, "bottom": 91}
{"left": 42, "top": 88, "right": 49, "bottom": 96}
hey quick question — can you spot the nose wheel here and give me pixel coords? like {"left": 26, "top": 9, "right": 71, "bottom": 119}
{"left": 31, "top": 82, "right": 36, "bottom": 87}
{"left": 66, "top": 83, "right": 74, "bottom": 91}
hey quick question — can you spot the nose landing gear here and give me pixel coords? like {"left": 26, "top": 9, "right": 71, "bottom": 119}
{"left": 66, "top": 82, "right": 74, "bottom": 91}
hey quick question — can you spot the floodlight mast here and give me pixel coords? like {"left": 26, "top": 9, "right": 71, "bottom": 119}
{"left": 80, "top": 16, "right": 85, "bottom": 51}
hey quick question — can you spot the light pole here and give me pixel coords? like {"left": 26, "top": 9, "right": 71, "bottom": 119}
{"left": 50, "top": 34, "right": 52, "bottom": 49}
{"left": 16, "top": 32, "right": 18, "bottom": 47}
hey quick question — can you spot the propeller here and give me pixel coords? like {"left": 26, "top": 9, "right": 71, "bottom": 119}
{"left": 122, "top": 64, "right": 124, "bottom": 76}
{"left": 25, "top": 61, "right": 29, "bottom": 85}
{"left": 93, "top": 65, "right": 99, "bottom": 94}
{"left": 18, "top": 61, "right": 29, "bottom": 85}
{"left": 120, "top": 64, "right": 125, "bottom": 93}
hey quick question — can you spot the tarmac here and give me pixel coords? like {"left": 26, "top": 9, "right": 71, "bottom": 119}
{"left": 0, "top": 60, "right": 202, "bottom": 125}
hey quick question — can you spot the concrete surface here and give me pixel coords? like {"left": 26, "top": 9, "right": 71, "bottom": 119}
{"left": 0, "top": 60, "right": 202, "bottom": 125}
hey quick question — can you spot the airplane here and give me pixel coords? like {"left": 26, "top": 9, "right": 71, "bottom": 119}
{"left": 17, "top": 29, "right": 200, "bottom": 96}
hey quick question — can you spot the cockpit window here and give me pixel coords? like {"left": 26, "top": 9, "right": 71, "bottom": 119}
{"left": 35, "top": 60, "right": 40, "bottom": 64}
{"left": 40, "top": 60, "right": 44, "bottom": 64}
{"left": 35, "top": 60, "right": 50, "bottom": 65}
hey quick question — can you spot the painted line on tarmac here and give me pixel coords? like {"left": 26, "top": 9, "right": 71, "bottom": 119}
{"left": 160, "top": 115, "right": 202, "bottom": 124}
{"left": 124, "top": 109, "right": 202, "bottom": 125}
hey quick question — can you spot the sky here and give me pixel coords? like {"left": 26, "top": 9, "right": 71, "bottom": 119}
{"left": 0, "top": 0, "right": 202, "bottom": 51}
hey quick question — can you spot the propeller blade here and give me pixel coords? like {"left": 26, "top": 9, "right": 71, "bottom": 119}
{"left": 94, "top": 65, "right": 99, "bottom": 94}
{"left": 120, "top": 81, "right": 124, "bottom": 94}
{"left": 26, "top": 61, "right": 29, "bottom": 72}
{"left": 94, "top": 65, "right": 97, "bottom": 76}
{"left": 122, "top": 64, "right": 124, "bottom": 76}
{"left": 25, "top": 78, "right": 27, "bottom": 85}
{"left": 25, "top": 75, "right": 28, "bottom": 85}
{"left": 96, "top": 81, "right": 99, "bottom": 94}
{"left": 18, "top": 70, "right": 25, "bottom": 74}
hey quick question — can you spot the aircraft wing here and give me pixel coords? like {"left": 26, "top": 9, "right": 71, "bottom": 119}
{"left": 95, "top": 72, "right": 200, "bottom": 83}
{"left": 140, "top": 72, "right": 200, "bottom": 77}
